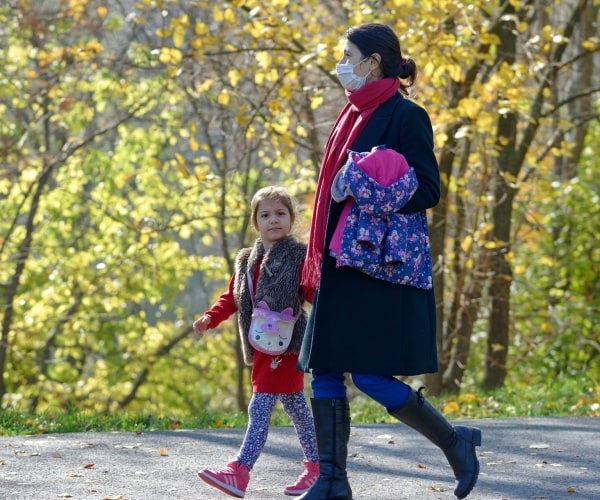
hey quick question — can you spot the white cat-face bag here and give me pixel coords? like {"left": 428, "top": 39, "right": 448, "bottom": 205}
{"left": 246, "top": 271, "right": 297, "bottom": 355}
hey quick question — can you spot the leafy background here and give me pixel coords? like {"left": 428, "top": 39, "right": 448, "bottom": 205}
{"left": 1, "top": 0, "right": 598, "bottom": 419}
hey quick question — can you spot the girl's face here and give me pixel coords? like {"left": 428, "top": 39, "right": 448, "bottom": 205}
{"left": 254, "top": 198, "right": 292, "bottom": 249}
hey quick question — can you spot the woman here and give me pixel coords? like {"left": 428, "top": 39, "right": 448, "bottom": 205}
{"left": 298, "top": 23, "right": 481, "bottom": 500}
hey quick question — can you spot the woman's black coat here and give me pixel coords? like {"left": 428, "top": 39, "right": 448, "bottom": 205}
{"left": 298, "top": 93, "right": 441, "bottom": 376}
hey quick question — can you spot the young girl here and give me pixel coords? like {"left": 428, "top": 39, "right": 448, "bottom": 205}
{"left": 193, "top": 186, "right": 319, "bottom": 498}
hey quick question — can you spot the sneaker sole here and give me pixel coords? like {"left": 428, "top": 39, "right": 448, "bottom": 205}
{"left": 284, "top": 484, "right": 316, "bottom": 496}
{"left": 198, "top": 471, "right": 245, "bottom": 498}
{"left": 284, "top": 488, "right": 307, "bottom": 496}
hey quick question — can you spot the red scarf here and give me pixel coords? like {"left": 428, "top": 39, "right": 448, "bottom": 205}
{"left": 302, "top": 78, "right": 401, "bottom": 290}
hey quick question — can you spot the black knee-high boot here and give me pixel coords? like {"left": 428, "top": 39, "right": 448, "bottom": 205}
{"left": 297, "top": 398, "right": 353, "bottom": 500}
{"left": 388, "top": 388, "right": 481, "bottom": 499}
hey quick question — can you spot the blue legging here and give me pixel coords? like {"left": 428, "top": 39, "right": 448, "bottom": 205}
{"left": 237, "top": 391, "right": 318, "bottom": 470}
{"left": 311, "top": 371, "right": 410, "bottom": 412}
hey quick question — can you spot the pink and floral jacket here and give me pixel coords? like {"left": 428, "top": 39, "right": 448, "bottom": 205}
{"left": 329, "top": 146, "right": 433, "bottom": 289}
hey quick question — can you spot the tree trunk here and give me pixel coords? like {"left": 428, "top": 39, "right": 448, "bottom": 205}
{"left": 441, "top": 138, "right": 488, "bottom": 393}
{"left": 428, "top": 154, "right": 451, "bottom": 395}
{"left": 483, "top": 177, "right": 515, "bottom": 389}
{"left": 483, "top": 3, "right": 518, "bottom": 390}
{"left": 0, "top": 79, "right": 56, "bottom": 398}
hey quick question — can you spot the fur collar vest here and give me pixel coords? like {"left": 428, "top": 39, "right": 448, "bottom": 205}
{"left": 233, "top": 236, "right": 308, "bottom": 365}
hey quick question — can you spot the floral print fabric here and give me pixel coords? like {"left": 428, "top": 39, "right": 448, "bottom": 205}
{"left": 331, "top": 147, "right": 434, "bottom": 289}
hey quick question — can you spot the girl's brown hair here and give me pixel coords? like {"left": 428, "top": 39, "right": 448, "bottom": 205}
{"left": 250, "top": 185, "right": 296, "bottom": 229}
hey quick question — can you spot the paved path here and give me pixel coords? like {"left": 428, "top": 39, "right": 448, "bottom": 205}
{"left": 1, "top": 417, "right": 598, "bottom": 499}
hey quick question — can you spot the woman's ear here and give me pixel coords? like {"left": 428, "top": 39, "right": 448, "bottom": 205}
{"left": 369, "top": 53, "right": 384, "bottom": 78}
{"left": 370, "top": 53, "right": 382, "bottom": 68}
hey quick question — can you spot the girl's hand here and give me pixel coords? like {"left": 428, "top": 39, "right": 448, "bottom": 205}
{"left": 193, "top": 315, "right": 211, "bottom": 338}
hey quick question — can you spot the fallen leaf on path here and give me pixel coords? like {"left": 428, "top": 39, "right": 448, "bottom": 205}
{"left": 428, "top": 485, "right": 446, "bottom": 492}
{"left": 159, "top": 447, "right": 168, "bottom": 456}
{"left": 83, "top": 463, "right": 95, "bottom": 469}
{"left": 114, "top": 443, "right": 141, "bottom": 449}
{"left": 529, "top": 443, "right": 550, "bottom": 449}
{"left": 567, "top": 487, "right": 577, "bottom": 493}
{"left": 75, "top": 442, "right": 94, "bottom": 449}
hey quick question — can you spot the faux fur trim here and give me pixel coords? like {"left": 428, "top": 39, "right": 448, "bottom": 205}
{"left": 233, "top": 236, "right": 308, "bottom": 365}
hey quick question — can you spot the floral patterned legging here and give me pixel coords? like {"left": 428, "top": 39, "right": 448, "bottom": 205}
{"left": 237, "top": 391, "right": 318, "bottom": 469}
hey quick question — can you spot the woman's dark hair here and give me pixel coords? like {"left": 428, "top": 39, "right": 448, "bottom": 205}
{"left": 346, "top": 23, "right": 417, "bottom": 95}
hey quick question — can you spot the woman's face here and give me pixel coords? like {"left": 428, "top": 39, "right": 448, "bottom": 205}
{"left": 339, "top": 40, "right": 380, "bottom": 81}
{"left": 339, "top": 40, "right": 365, "bottom": 65}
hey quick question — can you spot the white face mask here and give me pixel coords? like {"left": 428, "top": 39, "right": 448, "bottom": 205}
{"left": 336, "top": 56, "right": 371, "bottom": 91}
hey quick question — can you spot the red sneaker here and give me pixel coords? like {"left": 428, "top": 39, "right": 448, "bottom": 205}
{"left": 284, "top": 460, "right": 320, "bottom": 496}
{"left": 198, "top": 460, "right": 250, "bottom": 498}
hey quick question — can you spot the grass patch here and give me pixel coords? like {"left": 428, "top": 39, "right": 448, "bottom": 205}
{"left": 0, "top": 408, "right": 254, "bottom": 436}
{"left": 1, "top": 377, "right": 597, "bottom": 436}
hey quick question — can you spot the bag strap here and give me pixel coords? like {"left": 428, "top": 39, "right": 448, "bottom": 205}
{"left": 246, "top": 270, "right": 256, "bottom": 307}
{"left": 246, "top": 269, "right": 300, "bottom": 320}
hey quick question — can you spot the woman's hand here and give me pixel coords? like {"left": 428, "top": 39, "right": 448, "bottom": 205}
{"left": 193, "top": 315, "right": 211, "bottom": 338}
